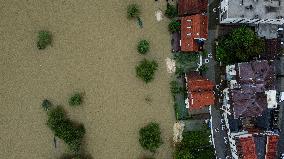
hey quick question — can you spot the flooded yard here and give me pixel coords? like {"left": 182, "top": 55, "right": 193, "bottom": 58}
{"left": 0, "top": 0, "right": 175, "bottom": 159}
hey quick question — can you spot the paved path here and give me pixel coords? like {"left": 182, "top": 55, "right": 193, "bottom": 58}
{"left": 204, "top": 0, "right": 231, "bottom": 158}
{"left": 278, "top": 100, "right": 284, "bottom": 158}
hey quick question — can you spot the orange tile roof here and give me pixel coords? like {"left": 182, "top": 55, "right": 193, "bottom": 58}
{"left": 187, "top": 72, "right": 215, "bottom": 109}
{"left": 189, "top": 91, "right": 215, "bottom": 109}
{"left": 181, "top": 14, "right": 208, "bottom": 52}
{"left": 265, "top": 135, "right": 279, "bottom": 159}
{"left": 178, "top": 0, "right": 208, "bottom": 16}
{"left": 238, "top": 136, "right": 258, "bottom": 159}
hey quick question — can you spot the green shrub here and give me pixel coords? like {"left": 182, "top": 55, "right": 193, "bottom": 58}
{"left": 47, "top": 106, "right": 86, "bottom": 153}
{"left": 175, "top": 149, "right": 194, "bottom": 159}
{"left": 136, "top": 59, "right": 158, "bottom": 83}
{"left": 37, "top": 31, "right": 52, "bottom": 50}
{"left": 201, "top": 50, "right": 208, "bottom": 57}
{"left": 170, "top": 80, "right": 182, "bottom": 95}
{"left": 198, "top": 65, "right": 208, "bottom": 74}
{"left": 127, "top": 4, "right": 140, "bottom": 19}
{"left": 139, "top": 122, "right": 163, "bottom": 152}
{"left": 137, "top": 40, "right": 150, "bottom": 54}
{"left": 165, "top": 4, "right": 177, "bottom": 18}
{"left": 168, "top": 20, "right": 181, "bottom": 33}
{"left": 41, "top": 99, "right": 52, "bottom": 111}
{"left": 175, "top": 131, "right": 215, "bottom": 159}
{"left": 69, "top": 93, "right": 83, "bottom": 106}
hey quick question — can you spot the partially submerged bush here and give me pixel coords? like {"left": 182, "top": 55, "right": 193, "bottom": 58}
{"left": 42, "top": 99, "right": 52, "bottom": 111}
{"left": 37, "top": 31, "right": 52, "bottom": 50}
{"left": 137, "top": 40, "right": 150, "bottom": 54}
{"left": 69, "top": 93, "right": 83, "bottom": 106}
{"left": 127, "top": 4, "right": 140, "bottom": 19}
{"left": 139, "top": 122, "right": 163, "bottom": 152}
{"left": 165, "top": 4, "right": 177, "bottom": 18}
{"left": 47, "top": 106, "right": 86, "bottom": 153}
{"left": 136, "top": 59, "right": 158, "bottom": 83}
{"left": 168, "top": 20, "right": 181, "bottom": 33}
{"left": 170, "top": 80, "right": 182, "bottom": 95}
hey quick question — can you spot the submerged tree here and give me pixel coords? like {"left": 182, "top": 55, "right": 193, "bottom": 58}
{"left": 137, "top": 40, "right": 150, "bottom": 54}
{"left": 139, "top": 122, "right": 163, "bottom": 152}
{"left": 165, "top": 4, "right": 177, "bottom": 18}
{"left": 136, "top": 59, "right": 158, "bottom": 83}
{"left": 37, "top": 30, "right": 52, "bottom": 50}
{"left": 127, "top": 4, "right": 140, "bottom": 19}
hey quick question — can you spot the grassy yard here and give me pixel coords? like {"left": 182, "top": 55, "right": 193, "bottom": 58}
{"left": 0, "top": 0, "right": 175, "bottom": 159}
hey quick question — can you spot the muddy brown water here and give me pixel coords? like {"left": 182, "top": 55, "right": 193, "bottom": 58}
{"left": 0, "top": 0, "right": 175, "bottom": 159}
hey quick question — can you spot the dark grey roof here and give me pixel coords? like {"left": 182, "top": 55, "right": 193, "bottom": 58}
{"left": 253, "top": 135, "right": 266, "bottom": 159}
{"left": 230, "top": 60, "right": 276, "bottom": 118}
{"left": 275, "top": 56, "right": 284, "bottom": 76}
{"left": 171, "top": 32, "right": 181, "bottom": 52}
{"left": 231, "top": 89, "right": 267, "bottom": 118}
{"left": 256, "top": 109, "right": 272, "bottom": 130}
{"left": 276, "top": 77, "right": 284, "bottom": 92}
{"left": 228, "top": 115, "right": 242, "bottom": 132}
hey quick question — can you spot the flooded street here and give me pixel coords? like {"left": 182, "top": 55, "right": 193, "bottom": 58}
{"left": 0, "top": 0, "right": 175, "bottom": 158}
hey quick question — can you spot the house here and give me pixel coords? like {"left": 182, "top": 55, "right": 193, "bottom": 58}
{"left": 181, "top": 14, "right": 208, "bottom": 52}
{"left": 222, "top": 60, "right": 280, "bottom": 159}
{"left": 185, "top": 72, "right": 214, "bottom": 110}
{"left": 178, "top": 0, "right": 208, "bottom": 16}
{"left": 220, "top": 0, "right": 284, "bottom": 25}
{"left": 233, "top": 134, "right": 279, "bottom": 159}
{"left": 265, "top": 135, "right": 279, "bottom": 159}
{"left": 237, "top": 135, "right": 258, "bottom": 159}
{"left": 227, "top": 60, "right": 277, "bottom": 119}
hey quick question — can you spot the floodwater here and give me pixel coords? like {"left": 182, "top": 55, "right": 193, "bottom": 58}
{"left": 0, "top": 0, "right": 175, "bottom": 159}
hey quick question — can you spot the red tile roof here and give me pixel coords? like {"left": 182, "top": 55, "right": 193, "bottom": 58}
{"left": 187, "top": 72, "right": 215, "bottom": 109}
{"left": 265, "top": 135, "right": 279, "bottom": 159}
{"left": 178, "top": 0, "right": 208, "bottom": 16}
{"left": 238, "top": 136, "right": 258, "bottom": 159}
{"left": 181, "top": 14, "right": 208, "bottom": 52}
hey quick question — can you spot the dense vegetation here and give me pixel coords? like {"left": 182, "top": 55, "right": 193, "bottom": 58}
{"left": 137, "top": 40, "right": 150, "bottom": 54}
{"left": 165, "top": 4, "right": 177, "bottom": 18}
{"left": 173, "top": 52, "right": 198, "bottom": 77}
{"left": 127, "top": 4, "right": 140, "bottom": 19}
{"left": 69, "top": 93, "right": 83, "bottom": 106}
{"left": 216, "top": 26, "right": 265, "bottom": 65}
{"left": 47, "top": 106, "right": 86, "bottom": 153}
{"left": 175, "top": 130, "right": 215, "bottom": 159}
{"left": 168, "top": 20, "right": 181, "bottom": 33}
{"left": 139, "top": 122, "right": 163, "bottom": 152}
{"left": 37, "top": 31, "right": 52, "bottom": 50}
{"left": 136, "top": 59, "right": 158, "bottom": 83}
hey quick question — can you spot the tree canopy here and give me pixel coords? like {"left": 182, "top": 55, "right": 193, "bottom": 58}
{"left": 175, "top": 129, "right": 215, "bottom": 159}
{"left": 216, "top": 26, "right": 265, "bottom": 65}
{"left": 139, "top": 122, "right": 163, "bottom": 152}
{"left": 136, "top": 59, "right": 158, "bottom": 83}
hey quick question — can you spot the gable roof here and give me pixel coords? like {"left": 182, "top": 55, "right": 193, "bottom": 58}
{"left": 178, "top": 0, "right": 208, "bottom": 16}
{"left": 229, "top": 60, "right": 276, "bottom": 118}
{"left": 181, "top": 14, "right": 208, "bottom": 52}
{"left": 187, "top": 72, "right": 215, "bottom": 109}
{"left": 238, "top": 136, "right": 258, "bottom": 159}
{"left": 265, "top": 135, "right": 279, "bottom": 159}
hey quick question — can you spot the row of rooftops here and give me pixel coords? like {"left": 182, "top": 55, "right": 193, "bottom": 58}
{"left": 236, "top": 133, "right": 279, "bottom": 159}
{"left": 223, "top": 60, "right": 280, "bottom": 159}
